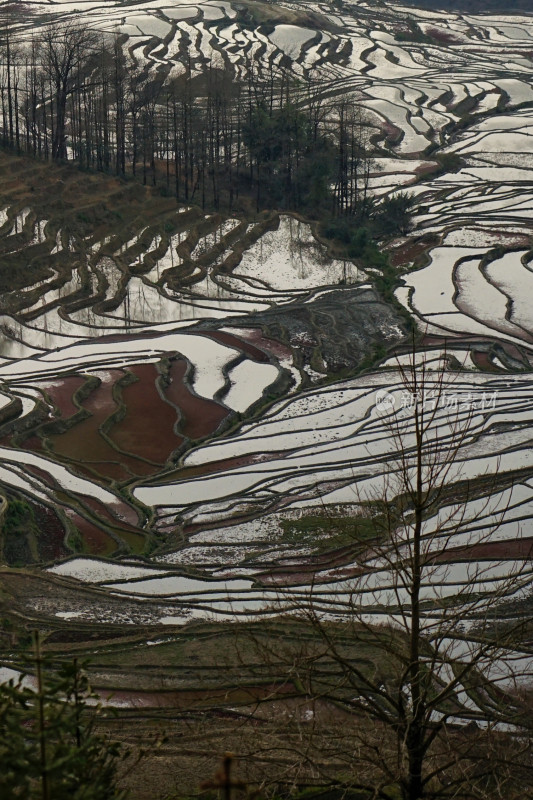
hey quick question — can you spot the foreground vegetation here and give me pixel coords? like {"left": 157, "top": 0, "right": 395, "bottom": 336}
{"left": 2, "top": 360, "right": 533, "bottom": 800}
{"left": 0, "top": 634, "right": 128, "bottom": 799}
{"left": 2, "top": 615, "right": 533, "bottom": 800}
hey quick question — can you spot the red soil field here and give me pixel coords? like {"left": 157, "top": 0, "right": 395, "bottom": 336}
{"left": 203, "top": 329, "right": 269, "bottom": 362}
{"left": 470, "top": 350, "right": 499, "bottom": 371}
{"left": 82, "top": 494, "right": 141, "bottom": 528}
{"left": 433, "top": 537, "right": 533, "bottom": 562}
{"left": 226, "top": 326, "right": 293, "bottom": 363}
{"left": 163, "top": 358, "right": 228, "bottom": 440}
{"left": 174, "top": 449, "right": 292, "bottom": 481}
{"left": 22, "top": 436, "right": 44, "bottom": 451}
{"left": 414, "top": 162, "right": 438, "bottom": 177}
{"left": 110, "top": 364, "right": 183, "bottom": 462}
{"left": 32, "top": 376, "right": 86, "bottom": 419}
{"left": 64, "top": 508, "right": 116, "bottom": 556}
{"left": 73, "top": 460, "right": 135, "bottom": 483}
{"left": 33, "top": 501, "right": 69, "bottom": 562}
{"left": 389, "top": 239, "right": 432, "bottom": 268}
{"left": 48, "top": 370, "right": 156, "bottom": 480}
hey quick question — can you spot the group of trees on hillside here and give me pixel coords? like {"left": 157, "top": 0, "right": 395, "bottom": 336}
{"left": 0, "top": 16, "right": 376, "bottom": 219}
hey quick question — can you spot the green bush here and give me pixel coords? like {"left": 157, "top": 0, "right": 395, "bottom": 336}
{"left": 347, "top": 227, "right": 368, "bottom": 257}
{"left": 0, "top": 637, "right": 128, "bottom": 799}
{"left": 4, "top": 498, "right": 31, "bottom": 526}
{"left": 323, "top": 218, "right": 353, "bottom": 244}
{"left": 372, "top": 191, "right": 416, "bottom": 236}
{"left": 435, "top": 152, "right": 463, "bottom": 173}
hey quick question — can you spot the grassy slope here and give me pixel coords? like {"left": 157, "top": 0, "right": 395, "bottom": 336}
{"left": 0, "top": 152, "right": 181, "bottom": 292}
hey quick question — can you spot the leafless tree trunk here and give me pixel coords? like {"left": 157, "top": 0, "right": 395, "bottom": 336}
{"left": 234, "top": 348, "right": 533, "bottom": 799}
{"left": 39, "top": 22, "right": 98, "bottom": 161}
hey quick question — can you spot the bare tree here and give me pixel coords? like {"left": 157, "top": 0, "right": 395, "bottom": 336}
{"left": 38, "top": 21, "right": 98, "bottom": 160}
{"left": 292, "top": 353, "right": 533, "bottom": 799}
{"left": 332, "top": 93, "right": 374, "bottom": 218}
{"left": 228, "top": 351, "right": 533, "bottom": 800}
{"left": 0, "top": 3, "right": 25, "bottom": 150}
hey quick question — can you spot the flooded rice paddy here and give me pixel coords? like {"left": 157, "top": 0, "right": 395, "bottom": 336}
{"left": 0, "top": 0, "right": 532, "bottom": 719}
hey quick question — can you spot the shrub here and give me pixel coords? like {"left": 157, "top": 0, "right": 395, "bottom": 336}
{"left": 372, "top": 191, "right": 416, "bottom": 236}
{"left": 0, "top": 636, "right": 128, "bottom": 799}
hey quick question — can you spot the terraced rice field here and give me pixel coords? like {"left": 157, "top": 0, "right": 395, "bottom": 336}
{"left": 0, "top": 0, "right": 532, "bottom": 726}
